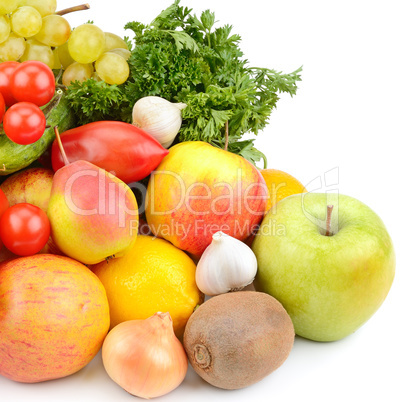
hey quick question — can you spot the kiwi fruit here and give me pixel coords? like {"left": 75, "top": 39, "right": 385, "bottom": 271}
{"left": 183, "top": 291, "right": 294, "bottom": 390}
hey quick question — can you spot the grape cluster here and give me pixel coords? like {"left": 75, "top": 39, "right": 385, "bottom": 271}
{"left": 62, "top": 26, "right": 130, "bottom": 86}
{"left": 0, "top": 0, "right": 131, "bottom": 86}
{"left": 0, "top": 0, "right": 68, "bottom": 68}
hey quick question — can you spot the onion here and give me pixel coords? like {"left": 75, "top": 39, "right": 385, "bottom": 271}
{"left": 101, "top": 312, "right": 188, "bottom": 399}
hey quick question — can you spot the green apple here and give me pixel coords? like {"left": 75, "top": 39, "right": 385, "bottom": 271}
{"left": 252, "top": 192, "right": 395, "bottom": 342}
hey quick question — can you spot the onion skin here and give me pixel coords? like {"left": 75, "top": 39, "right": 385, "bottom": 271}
{"left": 102, "top": 312, "right": 188, "bottom": 399}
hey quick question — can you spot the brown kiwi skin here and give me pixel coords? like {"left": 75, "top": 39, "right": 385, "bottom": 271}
{"left": 183, "top": 291, "right": 295, "bottom": 390}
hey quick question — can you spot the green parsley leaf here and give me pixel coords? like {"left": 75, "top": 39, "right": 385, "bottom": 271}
{"left": 65, "top": 0, "right": 302, "bottom": 166}
{"left": 64, "top": 79, "right": 128, "bottom": 125}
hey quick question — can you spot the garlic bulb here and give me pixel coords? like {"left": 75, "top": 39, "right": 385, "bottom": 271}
{"left": 132, "top": 96, "right": 187, "bottom": 148}
{"left": 196, "top": 231, "right": 258, "bottom": 296}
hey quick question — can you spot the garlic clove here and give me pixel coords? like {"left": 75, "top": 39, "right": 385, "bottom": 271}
{"left": 195, "top": 231, "right": 258, "bottom": 296}
{"left": 132, "top": 96, "right": 187, "bottom": 148}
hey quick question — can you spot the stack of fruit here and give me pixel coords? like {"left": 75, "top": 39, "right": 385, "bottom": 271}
{"left": 0, "top": 0, "right": 396, "bottom": 400}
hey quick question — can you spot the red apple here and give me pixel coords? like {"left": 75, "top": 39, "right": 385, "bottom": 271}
{"left": 145, "top": 141, "right": 267, "bottom": 258}
{"left": 0, "top": 167, "right": 54, "bottom": 212}
{"left": 0, "top": 254, "right": 110, "bottom": 383}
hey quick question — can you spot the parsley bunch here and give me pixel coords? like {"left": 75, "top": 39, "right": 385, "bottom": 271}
{"left": 65, "top": 0, "right": 302, "bottom": 166}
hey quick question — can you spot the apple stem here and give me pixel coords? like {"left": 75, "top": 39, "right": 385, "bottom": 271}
{"left": 224, "top": 121, "right": 229, "bottom": 151}
{"left": 325, "top": 205, "right": 334, "bottom": 236}
{"left": 56, "top": 3, "right": 90, "bottom": 16}
{"left": 54, "top": 126, "right": 70, "bottom": 166}
{"left": 261, "top": 152, "right": 268, "bottom": 169}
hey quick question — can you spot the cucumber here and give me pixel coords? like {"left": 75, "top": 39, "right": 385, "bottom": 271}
{"left": 0, "top": 90, "right": 76, "bottom": 176}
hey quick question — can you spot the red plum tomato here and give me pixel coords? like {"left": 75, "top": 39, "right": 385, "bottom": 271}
{"left": 0, "top": 203, "right": 50, "bottom": 256}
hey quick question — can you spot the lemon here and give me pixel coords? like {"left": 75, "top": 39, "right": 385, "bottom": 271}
{"left": 91, "top": 235, "right": 203, "bottom": 339}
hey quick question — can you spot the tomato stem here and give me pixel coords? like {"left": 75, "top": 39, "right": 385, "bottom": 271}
{"left": 54, "top": 126, "right": 70, "bottom": 166}
{"left": 56, "top": 3, "right": 90, "bottom": 16}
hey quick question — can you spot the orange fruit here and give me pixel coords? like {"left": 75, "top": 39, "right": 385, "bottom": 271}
{"left": 91, "top": 235, "right": 203, "bottom": 339}
{"left": 260, "top": 168, "right": 307, "bottom": 212}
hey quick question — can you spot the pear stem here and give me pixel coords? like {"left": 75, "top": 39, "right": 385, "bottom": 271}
{"left": 56, "top": 3, "right": 90, "bottom": 16}
{"left": 325, "top": 205, "right": 334, "bottom": 236}
{"left": 54, "top": 126, "right": 70, "bottom": 166}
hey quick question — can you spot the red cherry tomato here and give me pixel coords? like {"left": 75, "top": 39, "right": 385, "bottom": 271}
{"left": 10, "top": 60, "right": 56, "bottom": 106}
{"left": 3, "top": 102, "right": 46, "bottom": 145}
{"left": 0, "top": 188, "right": 9, "bottom": 252}
{"left": 0, "top": 92, "right": 5, "bottom": 124}
{"left": 0, "top": 203, "right": 50, "bottom": 256}
{"left": 0, "top": 188, "right": 9, "bottom": 219}
{"left": 0, "top": 61, "right": 19, "bottom": 106}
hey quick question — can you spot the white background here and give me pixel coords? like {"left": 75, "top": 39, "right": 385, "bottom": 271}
{"left": 2, "top": 0, "right": 401, "bottom": 401}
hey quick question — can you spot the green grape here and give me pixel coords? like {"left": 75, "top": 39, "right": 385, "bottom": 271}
{"left": 0, "top": 32, "right": 26, "bottom": 61}
{"left": 91, "top": 71, "right": 102, "bottom": 82}
{"left": 52, "top": 47, "right": 62, "bottom": 69}
{"left": 95, "top": 52, "right": 130, "bottom": 85}
{"left": 34, "top": 14, "right": 71, "bottom": 47}
{"left": 108, "top": 48, "right": 131, "bottom": 61}
{"left": 68, "top": 24, "right": 105, "bottom": 64}
{"left": 57, "top": 41, "right": 74, "bottom": 68}
{"left": 18, "top": 0, "right": 57, "bottom": 17}
{"left": 20, "top": 38, "right": 54, "bottom": 68}
{"left": 0, "top": 0, "right": 19, "bottom": 14}
{"left": 104, "top": 32, "right": 128, "bottom": 52}
{"left": 0, "top": 15, "right": 11, "bottom": 44}
{"left": 62, "top": 62, "right": 94, "bottom": 87}
{"left": 11, "top": 6, "right": 42, "bottom": 38}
